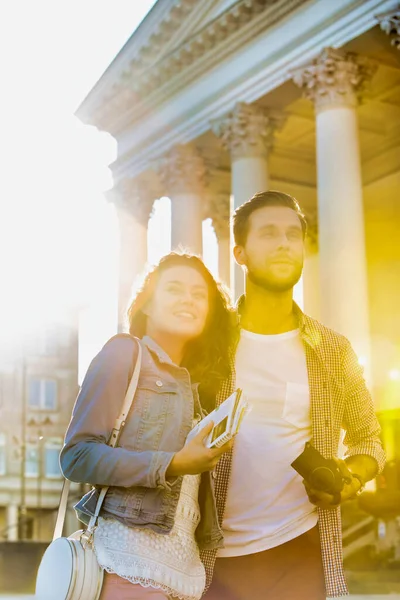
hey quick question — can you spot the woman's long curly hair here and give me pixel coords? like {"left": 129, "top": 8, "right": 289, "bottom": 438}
{"left": 127, "top": 252, "right": 236, "bottom": 413}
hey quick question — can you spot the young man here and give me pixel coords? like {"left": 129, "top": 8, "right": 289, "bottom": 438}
{"left": 201, "top": 191, "right": 385, "bottom": 600}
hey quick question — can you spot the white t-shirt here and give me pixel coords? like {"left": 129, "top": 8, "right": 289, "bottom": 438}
{"left": 218, "top": 328, "right": 318, "bottom": 557}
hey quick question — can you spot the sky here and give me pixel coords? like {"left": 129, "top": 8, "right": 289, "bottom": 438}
{"left": 0, "top": 1, "right": 160, "bottom": 372}
{"left": 0, "top": 0, "right": 301, "bottom": 378}
{"left": 0, "top": 0, "right": 221, "bottom": 378}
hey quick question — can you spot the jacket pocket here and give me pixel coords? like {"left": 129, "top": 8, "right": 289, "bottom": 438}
{"left": 124, "top": 376, "right": 182, "bottom": 451}
{"left": 135, "top": 377, "right": 179, "bottom": 422}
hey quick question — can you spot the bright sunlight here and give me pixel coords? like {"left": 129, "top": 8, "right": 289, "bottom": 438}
{"left": 0, "top": 0, "right": 158, "bottom": 374}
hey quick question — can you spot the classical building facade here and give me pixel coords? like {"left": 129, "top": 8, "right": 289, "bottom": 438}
{"left": 0, "top": 312, "right": 81, "bottom": 541}
{"left": 77, "top": 0, "right": 400, "bottom": 436}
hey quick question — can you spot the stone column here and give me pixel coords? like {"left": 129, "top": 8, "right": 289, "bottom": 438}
{"left": 294, "top": 48, "right": 376, "bottom": 371}
{"left": 377, "top": 8, "right": 400, "bottom": 49}
{"left": 210, "top": 194, "right": 231, "bottom": 289}
{"left": 302, "top": 210, "right": 321, "bottom": 320}
{"left": 213, "top": 103, "right": 281, "bottom": 298}
{"left": 6, "top": 503, "right": 18, "bottom": 541}
{"left": 109, "top": 178, "right": 154, "bottom": 331}
{"left": 158, "top": 145, "right": 205, "bottom": 255}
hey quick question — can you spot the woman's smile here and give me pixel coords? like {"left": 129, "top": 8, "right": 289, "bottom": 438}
{"left": 174, "top": 310, "right": 197, "bottom": 320}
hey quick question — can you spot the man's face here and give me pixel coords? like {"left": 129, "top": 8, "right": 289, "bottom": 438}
{"left": 234, "top": 206, "right": 305, "bottom": 292}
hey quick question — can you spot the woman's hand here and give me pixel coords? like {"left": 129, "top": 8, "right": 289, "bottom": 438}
{"left": 167, "top": 421, "right": 234, "bottom": 477}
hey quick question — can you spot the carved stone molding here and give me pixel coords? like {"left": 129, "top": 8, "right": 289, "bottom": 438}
{"left": 93, "top": 88, "right": 140, "bottom": 133}
{"left": 208, "top": 194, "right": 231, "bottom": 240}
{"left": 212, "top": 102, "right": 284, "bottom": 159}
{"left": 106, "top": 176, "right": 156, "bottom": 225}
{"left": 86, "top": 0, "right": 309, "bottom": 131}
{"left": 156, "top": 144, "right": 206, "bottom": 195}
{"left": 127, "top": 0, "right": 278, "bottom": 95}
{"left": 292, "top": 48, "right": 377, "bottom": 110}
{"left": 377, "top": 8, "right": 400, "bottom": 49}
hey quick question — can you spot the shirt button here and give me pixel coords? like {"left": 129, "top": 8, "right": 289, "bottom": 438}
{"left": 156, "top": 380, "right": 163, "bottom": 387}
{"left": 212, "top": 470, "right": 217, "bottom": 479}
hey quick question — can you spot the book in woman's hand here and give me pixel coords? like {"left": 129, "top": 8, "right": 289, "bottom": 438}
{"left": 186, "top": 389, "right": 249, "bottom": 449}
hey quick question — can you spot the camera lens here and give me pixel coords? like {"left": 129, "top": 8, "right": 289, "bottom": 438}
{"left": 310, "top": 467, "right": 336, "bottom": 493}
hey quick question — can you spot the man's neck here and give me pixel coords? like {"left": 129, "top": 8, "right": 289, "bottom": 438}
{"left": 240, "top": 279, "right": 297, "bottom": 335}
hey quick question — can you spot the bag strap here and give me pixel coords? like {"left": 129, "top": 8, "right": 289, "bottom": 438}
{"left": 53, "top": 339, "right": 142, "bottom": 541}
{"left": 53, "top": 479, "right": 70, "bottom": 540}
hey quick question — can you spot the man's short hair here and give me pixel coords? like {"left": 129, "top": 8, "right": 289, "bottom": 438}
{"left": 233, "top": 190, "right": 307, "bottom": 246}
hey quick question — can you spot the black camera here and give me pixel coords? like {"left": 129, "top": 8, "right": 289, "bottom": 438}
{"left": 291, "top": 442, "right": 347, "bottom": 495}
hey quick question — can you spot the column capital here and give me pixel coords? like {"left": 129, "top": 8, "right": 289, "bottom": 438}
{"left": 212, "top": 102, "right": 284, "bottom": 160}
{"left": 156, "top": 144, "right": 206, "bottom": 196}
{"left": 377, "top": 8, "right": 400, "bottom": 49}
{"left": 293, "top": 48, "right": 376, "bottom": 111}
{"left": 208, "top": 194, "right": 231, "bottom": 241}
{"left": 106, "top": 176, "right": 156, "bottom": 225}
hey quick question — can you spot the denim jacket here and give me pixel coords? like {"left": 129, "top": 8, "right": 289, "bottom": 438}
{"left": 60, "top": 334, "right": 224, "bottom": 551}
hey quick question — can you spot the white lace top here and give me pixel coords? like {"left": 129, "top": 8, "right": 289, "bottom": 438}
{"left": 94, "top": 472, "right": 205, "bottom": 600}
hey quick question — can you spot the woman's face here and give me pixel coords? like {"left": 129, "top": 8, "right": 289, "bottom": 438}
{"left": 145, "top": 265, "right": 210, "bottom": 342}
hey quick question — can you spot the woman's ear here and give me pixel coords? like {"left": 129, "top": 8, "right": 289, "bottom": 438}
{"left": 141, "top": 300, "right": 151, "bottom": 317}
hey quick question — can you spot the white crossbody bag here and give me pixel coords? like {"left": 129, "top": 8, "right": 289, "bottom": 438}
{"left": 35, "top": 340, "right": 142, "bottom": 600}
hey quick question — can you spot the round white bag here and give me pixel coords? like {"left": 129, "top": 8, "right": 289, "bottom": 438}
{"left": 36, "top": 340, "right": 141, "bottom": 600}
{"left": 35, "top": 530, "right": 104, "bottom": 600}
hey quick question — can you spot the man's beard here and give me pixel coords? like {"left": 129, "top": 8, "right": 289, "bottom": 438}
{"left": 247, "top": 263, "right": 303, "bottom": 293}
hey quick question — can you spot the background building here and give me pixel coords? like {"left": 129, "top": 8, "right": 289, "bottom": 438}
{"left": 77, "top": 0, "right": 400, "bottom": 424}
{"left": 76, "top": 0, "right": 400, "bottom": 574}
{"left": 0, "top": 310, "right": 80, "bottom": 543}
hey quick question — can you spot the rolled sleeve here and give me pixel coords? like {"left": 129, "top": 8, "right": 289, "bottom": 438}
{"left": 342, "top": 341, "right": 386, "bottom": 474}
{"left": 151, "top": 451, "right": 180, "bottom": 491}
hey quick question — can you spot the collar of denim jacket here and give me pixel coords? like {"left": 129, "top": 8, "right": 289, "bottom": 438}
{"left": 141, "top": 336, "right": 201, "bottom": 393}
{"left": 141, "top": 335, "right": 176, "bottom": 365}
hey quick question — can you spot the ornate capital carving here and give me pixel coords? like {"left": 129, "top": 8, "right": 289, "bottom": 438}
{"left": 107, "top": 176, "right": 156, "bottom": 225}
{"left": 208, "top": 195, "right": 231, "bottom": 240}
{"left": 212, "top": 102, "right": 283, "bottom": 159}
{"left": 156, "top": 145, "right": 206, "bottom": 195}
{"left": 293, "top": 48, "right": 376, "bottom": 110}
{"left": 377, "top": 8, "right": 400, "bottom": 49}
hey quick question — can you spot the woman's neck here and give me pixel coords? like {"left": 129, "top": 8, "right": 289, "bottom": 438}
{"left": 145, "top": 329, "right": 185, "bottom": 365}
{"left": 241, "top": 279, "right": 297, "bottom": 335}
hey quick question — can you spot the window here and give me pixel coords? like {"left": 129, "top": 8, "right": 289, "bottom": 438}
{"left": 25, "top": 444, "right": 39, "bottom": 477}
{"left": 28, "top": 379, "right": 57, "bottom": 410}
{"left": 0, "top": 434, "right": 6, "bottom": 475}
{"left": 44, "top": 438, "right": 62, "bottom": 478}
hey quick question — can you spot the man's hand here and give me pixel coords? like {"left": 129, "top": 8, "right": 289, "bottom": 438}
{"left": 167, "top": 421, "right": 234, "bottom": 477}
{"left": 303, "top": 458, "right": 362, "bottom": 510}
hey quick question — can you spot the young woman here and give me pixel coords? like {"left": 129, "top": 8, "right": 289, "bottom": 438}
{"left": 60, "top": 252, "right": 235, "bottom": 600}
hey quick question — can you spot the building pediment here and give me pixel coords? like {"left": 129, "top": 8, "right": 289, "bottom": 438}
{"left": 138, "top": 0, "right": 241, "bottom": 68}
{"left": 76, "top": 0, "right": 400, "bottom": 188}
{"left": 77, "top": 0, "right": 308, "bottom": 131}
